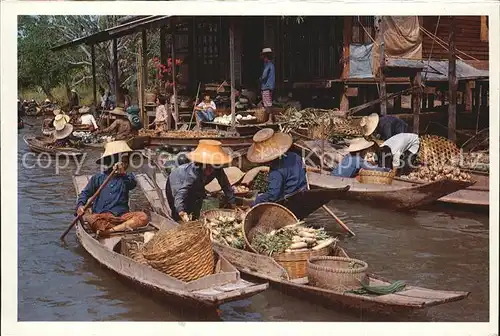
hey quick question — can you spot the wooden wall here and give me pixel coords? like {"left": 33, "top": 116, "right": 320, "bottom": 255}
{"left": 422, "top": 16, "right": 489, "bottom": 61}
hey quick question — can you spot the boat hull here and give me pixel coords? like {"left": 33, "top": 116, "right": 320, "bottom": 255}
{"left": 23, "top": 135, "right": 84, "bottom": 158}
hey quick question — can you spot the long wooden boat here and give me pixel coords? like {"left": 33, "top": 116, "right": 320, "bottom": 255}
{"left": 72, "top": 175, "right": 268, "bottom": 309}
{"left": 307, "top": 172, "right": 474, "bottom": 210}
{"left": 147, "top": 211, "right": 470, "bottom": 314}
{"left": 23, "top": 134, "right": 84, "bottom": 158}
{"left": 147, "top": 134, "right": 253, "bottom": 150}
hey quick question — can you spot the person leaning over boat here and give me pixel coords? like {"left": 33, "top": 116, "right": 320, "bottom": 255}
{"left": 51, "top": 123, "right": 80, "bottom": 148}
{"left": 195, "top": 94, "right": 217, "bottom": 128}
{"left": 76, "top": 141, "right": 148, "bottom": 235}
{"left": 260, "top": 48, "right": 275, "bottom": 123}
{"left": 78, "top": 106, "right": 99, "bottom": 131}
{"left": 246, "top": 128, "right": 307, "bottom": 206}
{"left": 94, "top": 107, "right": 133, "bottom": 140}
{"left": 332, "top": 138, "right": 389, "bottom": 178}
{"left": 375, "top": 115, "right": 408, "bottom": 141}
{"left": 378, "top": 133, "right": 420, "bottom": 176}
{"left": 166, "top": 140, "right": 236, "bottom": 222}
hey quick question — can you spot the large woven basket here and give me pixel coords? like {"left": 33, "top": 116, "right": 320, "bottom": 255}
{"left": 358, "top": 168, "right": 395, "bottom": 185}
{"left": 252, "top": 108, "right": 268, "bottom": 123}
{"left": 307, "top": 256, "right": 369, "bottom": 292}
{"left": 418, "top": 134, "right": 460, "bottom": 167}
{"left": 243, "top": 203, "right": 332, "bottom": 279}
{"left": 141, "top": 221, "right": 214, "bottom": 282}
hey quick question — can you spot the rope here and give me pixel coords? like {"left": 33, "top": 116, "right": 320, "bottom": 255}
{"left": 422, "top": 16, "right": 441, "bottom": 83}
{"left": 421, "top": 26, "right": 479, "bottom": 61}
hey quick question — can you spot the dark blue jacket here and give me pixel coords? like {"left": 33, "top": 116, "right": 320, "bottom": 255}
{"left": 377, "top": 116, "right": 408, "bottom": 141}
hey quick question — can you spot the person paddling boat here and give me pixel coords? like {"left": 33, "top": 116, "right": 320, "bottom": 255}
{"left": 166, "top": 140, "right": 236, "bottom": 222}
{"left": 75, "top": 141, "right": 148, "bottom": 235}
{"left": 246, "top": 128, "right": 307, "bottom": 206}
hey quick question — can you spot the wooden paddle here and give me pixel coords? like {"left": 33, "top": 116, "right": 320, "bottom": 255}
{"left": 60, "top": 169, "right": 118, "bottom": 240}
{"left": 302, "top": 158, "right": 355, "bottom": 237}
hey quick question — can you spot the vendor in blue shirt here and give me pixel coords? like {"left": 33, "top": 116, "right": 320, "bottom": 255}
{"left": 332, "top": 137, "right": 389, "bottom": 178}
{"left": 247, "top": 128, "right": 307, "bottom": 206}
{"left": 76, "top": 141, "right": 148, "bottom": 235}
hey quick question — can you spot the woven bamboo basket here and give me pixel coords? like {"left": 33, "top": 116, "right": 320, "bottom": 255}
{"left": 330, "top": 117, "right": 364, "bottom": 137}
{"left": 243, "top": 203, "right": 333, "bottom": 279}
{"left": 252, "top": 108, "right": 268, "bottom": 123}
{"left": 145, "top": 92, "right": 156, "bottom": 105}
{"left": 358, "top": 168, "right": 395, "bottom": 185}
{"left": 141, "top": 221, "right": 214, "bottom": 282}
{"left": 418, "top": 134, "right": 460, "bottom": 167}
{"left": 307, "top": 256, "right": 369, "bottom": 292}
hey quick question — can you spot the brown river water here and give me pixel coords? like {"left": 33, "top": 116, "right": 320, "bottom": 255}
{"left": 17, "top": 117, "right": 489, "bottom": 321}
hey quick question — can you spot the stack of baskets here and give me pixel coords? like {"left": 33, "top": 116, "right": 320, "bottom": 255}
{"left": 141, "top": 221, "right": 215, "bottom": 282}
{"left": 307, "top": 256, "right": 369, "bottom": 292}
{"left": 418, "top": 134, "right": 461, "bottom": 167}
{"left": 358, "top": 168, "right": 396, "bottom": 185}
{"left": 243, "top": 203, "right": 332, "bottom": 279}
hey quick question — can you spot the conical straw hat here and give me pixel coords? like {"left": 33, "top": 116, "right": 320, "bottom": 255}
{"left": 53, "top": 114, "right": 70, "bottom": 131}
{"left": 54, "top": 123, "right": 74, "bottom": 140}
{"left": 96, "top": 140, "right": 134, "bottom": 165}
{"left": 79, "top": 106, "right": 91, "bottom": 114}
{"left": 109, "top": 107, "right": 126, "bottom": 116}
{"left": 246, "top": 128, "right": 293, "bottom": 163}
{"left": 346, "top": 137, "right": 374, "bottom": 153}
{"left": 359, "top": 113, "right": 379, "bottom": 136}
{"left": 187, "top": 140, "right": 232, "bottom": 166}
{"left": 53, "top": 109, "right": 63, "bottom": 116}
{"left": 205, "top": 166, "right": 245, "bottom": 193}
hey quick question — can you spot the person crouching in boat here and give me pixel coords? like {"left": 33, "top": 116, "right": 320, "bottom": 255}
{"left": 78, "top": 106, "right": 99, "bottom": 131}
{"left": 378, "top": 133, "right": 420, "bottom": 176}
{"left": 246, "top": 128, "right": 307, "bottom": 206}
{"left": 52, "top": 123, "right": 79, "bottom": 148}
{"left": 76, "top": 141, "right": 148, "bottom": 235}
{"left": 94, "top": 107, "right": 133, "bottom": 140}
{"left": 166, "top": 140, "right": 236, "bottom": 222}
{"left": 332, "top": 138, "right": 389, "bottom": 178}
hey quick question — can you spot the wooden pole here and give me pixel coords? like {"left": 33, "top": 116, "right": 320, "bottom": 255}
{"left": 141, "top": 30, "right": 148, "bottom": 90}
{"left": 112, "top": 38, "right": 119, "bottom": 103}
{"left": 377, "top": 17, "right": 387, "bottom": 116}
{"left": 229, "top": 20, "right": 236, "bottom": 130}
{"left": 137, "top": 44, "right": 145, "bottom": 127}
{"left": 447, "top": 16, "right": 457, "bottom": 142}
{"left": 341, "top": 17, "right": 352, "bottom": 80}
{"left": 91, "top": 44, "right": 97, "bottom": 108}
{"left": 171, "top": 31, "right": 179, "bottom": 130}
{"left": 411, "top": 72, "right": 422, "bottom": 134}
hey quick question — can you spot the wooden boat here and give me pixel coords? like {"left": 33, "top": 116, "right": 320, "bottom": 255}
{"left": 202, "top": 121, "right": 284, "bottom": 136}
{"left": 72, "top": 175, "right": 268, "bottom": 309}
{"left": 23, "top": 134, "right": 84, "bottom": 158}
{"left": 144, "top": 209, "right": 470, "bottom": 314}
{"left": 307, "top": 172, "right": 474, "bottom": 210}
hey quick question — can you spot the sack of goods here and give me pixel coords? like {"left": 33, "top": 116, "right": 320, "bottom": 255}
{"left": 141, "top": 221, "right": 215, "bottom": 282}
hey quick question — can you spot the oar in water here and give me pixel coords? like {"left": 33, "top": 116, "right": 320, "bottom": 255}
{"left": 302, "top": 158, "right": 355, "bottom": 237}
{"left": 60, "top": 169, "right": 118, "bottom": 240}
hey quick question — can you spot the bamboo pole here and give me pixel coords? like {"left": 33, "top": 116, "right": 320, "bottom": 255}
{"left": 91, "top": 44, "right": 97, "bottom": 108}
{"left": 171, "top": 31, "right": 179, "bottom": 130}
{"left": 448, "top": 16, "right": 457, "bottom": 142}
{"left": 377, "top": 16, "right": 387, "bottom": 116}
{"left": 229, "top": 21, "right": 236, "bottom": 130}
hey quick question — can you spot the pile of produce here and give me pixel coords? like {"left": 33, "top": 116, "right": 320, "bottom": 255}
{"left": 237, "top": 114, "right": 257, "bottom": 123}
{"left": 139, "top": 129, "right": 221, "bottom": 138}
{"left": 251, "top": 223, "right": 337, "bottom": 256}
{"left": 233, "top": 185, "right": 250, "bottom": 194}
{"left": 252, "top": 171, "right": 269, "bottom": 193}
{"left": 213, "top": 114, "right": 233, "bottom": 125}
{"left": 72, "top": 131, "right": 112, "bottom": 144}
{"left": 400, "top": 164, "right": 473, "bottom": 182}
{"left": 204, "top": 214, "right": 245, "bottom": 249}
{"left": 457, "top": 151, "right": 489, "bottom": 172}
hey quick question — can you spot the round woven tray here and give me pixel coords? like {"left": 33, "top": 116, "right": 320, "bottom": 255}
{"left": 418, "top": 134, "right": 460, "bottom": 167}
{"left": 358, "top": 168, "right": 395, "bottom": 185}
{"left": 307, "top": 256, "right": 369, "bottom": 292}
{"left": 141, "top": 221, "right": 214, "bottom": 282}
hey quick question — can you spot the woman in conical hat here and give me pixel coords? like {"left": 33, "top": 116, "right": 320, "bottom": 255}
{"left": 53, "top": 112, "right": 71, "bottom": 131}
{"left": 246, "top": 128, "right": 307, "bottom": 206}
{"left": 94, "top": 107, "right": 132, "bottom": 140}
{"left": 331, "top": 137, "right": 389, "bottom": 178}
{"left": 76, "top": 140, "right": 148, "bottom": 235}
{"left": 166, "top": 139, "right": 236, "bottom": 222}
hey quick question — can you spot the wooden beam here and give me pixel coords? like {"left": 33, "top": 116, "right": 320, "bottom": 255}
{"left": 112, "top": 38, "right": 119, "bottom": 101}
{"left": 141, "top": 30, "right": 148, "bottom": 90}
{"left": 447, "top": 16, "right": 457, "bottom": 142}
{"left": 341, "top": 17, "right": 352, "bottom": 80}
{"left": 411, "top": 72, "right": 422, "bottom": 133}
{"left": 171, "top": 30, "right": 179, "bottom": 130}
{"left": 229, "top": 20, "right": 236, "bottom": 129}
{"left": 91, "top": 44, "right": 97, "bottom": 107}
{"left": 377, "top": 17, "right": 387, "bottom": 116}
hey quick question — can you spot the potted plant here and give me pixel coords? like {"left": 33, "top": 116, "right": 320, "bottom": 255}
{"left": 145, "top": 57, "right": 183, "bottom": 104}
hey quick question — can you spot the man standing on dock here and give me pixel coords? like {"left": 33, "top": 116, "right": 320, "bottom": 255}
{"left": 260, "top": 47, "right": 275, "bottom": 123}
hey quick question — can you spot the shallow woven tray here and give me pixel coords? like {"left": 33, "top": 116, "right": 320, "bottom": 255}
{"left": 358, "top": 168, "right": 395, "bottom": 185}
{"left": 307, "top": 256, "right": 369, "bottom": 292}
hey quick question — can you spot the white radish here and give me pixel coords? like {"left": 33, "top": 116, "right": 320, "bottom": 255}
{"left": 303, "top": 237, "right": 316, "bottom": 244}
{"left": 312, "top": 238, "right": 336, "bottom": 250}
{"left": 298, "top": 231, "right": 315, "bottom": 238}
{"left": 292, "top": 236, "right": 302, "bottom": 242}
{"left": 289, "top": 242, "right": 307, "bottom": 249}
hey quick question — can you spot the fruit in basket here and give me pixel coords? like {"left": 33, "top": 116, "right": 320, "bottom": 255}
{"left": 233, "top": 185, "right": 250, "bottom": 194}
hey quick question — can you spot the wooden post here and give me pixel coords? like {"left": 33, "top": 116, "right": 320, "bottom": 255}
{"left": 377, "top": 17, "right": 387, "bottom": 116}
{"left": 464, "top": 80, "right": 473, "bottom": 112}
{"left": 474, "top": 82, "right": 481, "bottom": 114}
{"left": 394, "top": 95, "right": 402, "bottom": 113}
{"left": 341, "top": 17, "right": 352, "bottom": 80}
{"left": 340, "top": 85, "right": 349, "bottom": 111}
{"left": 171, "top": 30, "right": 179, "bottom": 130}
{"left": 410, "top": 72, "right": 422, "bottom": 134}
{"left": 447, "top": 16, "right": 457, "bottom": 142}
{"left": 112, "top": 38, "right": 119, "bottom": 103}
{"left": 229, "top": 20, "right": 236, "bottom": 129}
{"left": 91, "top": 44, "right": 97, "bottom": 107}
{"left": 141, "top": 30, "right": 148, "bottom": 91}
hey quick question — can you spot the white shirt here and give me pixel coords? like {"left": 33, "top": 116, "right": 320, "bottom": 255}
{"left": 80, "top": 114, "right": 98, "bottom": 129}
{"left": 197, "top": 101, "right": 216, "bottom": 111}
{"left": 382, "top": 133, "right": 420, "bottom": 167}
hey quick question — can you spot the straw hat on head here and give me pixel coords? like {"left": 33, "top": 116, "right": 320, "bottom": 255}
{"left": 246, "top": 128, "right": 293, "bottom": 164}
{"left": 109, "top": 106, "right": 126, "bottom": 116}
{"left": 187, "top": 140, "right": 232, "bottom": 166}
{"left": 79, "top": 106, "right": 91, "bottom": 114}
{"left": 359, "top": 113, "right": 379, "bottom": 136}
{"left": 346, "top": 137, "right": 375, "bottom": 153}
{"left": 44, "top": 99, "right": 51, "bottom": 103}
{"left": 54, "top": 123, "right": 74, "bottom": 140}
{"left": 53, "top": 113, "right": 71, "bottom": 131}
{"left": 96, "top": 140, "right": 134, "bottom": 165}
{"left": 261, "top": 47, "right": 273, "bottom": 53}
